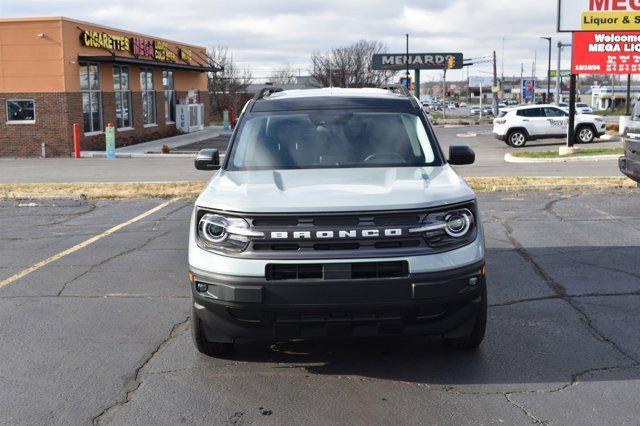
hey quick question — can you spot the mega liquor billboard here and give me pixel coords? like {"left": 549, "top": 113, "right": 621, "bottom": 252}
{"left": 572, "top": 31, "right": 640, "bottom": 73}
{"left": 559, "top": 0, "right": 640, "bottom": 32}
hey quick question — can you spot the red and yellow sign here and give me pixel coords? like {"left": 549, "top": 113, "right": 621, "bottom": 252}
{"left": 572, "top": 31, "right": 640, "bottom": 74}
{"left": 82, "top": 30, "right": 182, "bottom": 63}
{"left": 81, "top": 31, "right": 130, "bottom": 52}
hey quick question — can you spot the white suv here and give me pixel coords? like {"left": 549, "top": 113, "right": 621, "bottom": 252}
{"left": 493, "top": 104, "right": 606, "bottom": 147}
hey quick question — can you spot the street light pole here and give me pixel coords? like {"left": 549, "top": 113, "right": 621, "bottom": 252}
{"left": 405, "top": 34, "right": 410, "bottom": 89}
{"left": 541, "top": 37, "right": 552, "bottom": 103}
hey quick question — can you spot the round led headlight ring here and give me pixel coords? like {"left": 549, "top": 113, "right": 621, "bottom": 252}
{"left": 199, "top": 214, "right": 229, "bottom": 243}
{"left": 444, "top": 211, "right": 471, "bottom": 238}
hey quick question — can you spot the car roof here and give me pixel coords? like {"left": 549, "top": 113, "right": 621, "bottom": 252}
{"left": 251, "top": 87, "right": 418, "bottom": 112}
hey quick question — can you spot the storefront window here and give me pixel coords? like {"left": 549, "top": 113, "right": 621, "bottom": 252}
{"left": 79, "top": 62, "right": 102, "bottom": 133}
{"left": 5, "top": 100, "right": 35, "bottom": 123}
{"left": 140, "top": 68, "right": 156, "bottom": 125}
{"left": 114, "top": 65, "right": 132, "bottom": 129}
{"left": 162, "top": 69, "right": 175, "bottom": 123}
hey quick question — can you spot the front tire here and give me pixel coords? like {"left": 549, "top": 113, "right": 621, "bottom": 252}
{"left": 444, "top": 284, "right": 487, "bottom": 350}
{"left": 576, "top": 125, "right": 595, "bottom": 144}
{"left": 191, "top": 306, "right": 234, "bottom": 357}
{"left": 507, "top": 130, "right": 527, "bottom": 148}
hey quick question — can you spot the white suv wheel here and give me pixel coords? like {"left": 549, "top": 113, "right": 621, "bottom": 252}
{"left": 508, "top": 131, "right": 526, "bottom": 147}
{"left": 578, "top": 127, "right": 594, "bottom": 143}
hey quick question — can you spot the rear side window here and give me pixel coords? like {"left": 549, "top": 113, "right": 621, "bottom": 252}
{"left": 516, "top": 108, "right": 543, "bottom": 117}
{"left": 544, "top": 107, "right": 567, "bottom": 117}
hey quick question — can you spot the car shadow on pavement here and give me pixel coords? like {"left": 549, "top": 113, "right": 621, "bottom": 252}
{"left": 209, "top": 245, "right": 640, "bottom": 388}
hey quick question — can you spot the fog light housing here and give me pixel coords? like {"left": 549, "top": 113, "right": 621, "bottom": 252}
{"left": 468, "top": 277, "right": 479, "bottom": 286}
{"left": 195, "top": 282, "right": 208, "bottom": 293}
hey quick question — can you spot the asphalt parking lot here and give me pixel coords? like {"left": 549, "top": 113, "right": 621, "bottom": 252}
{"left": 1, "top": 190, "right": 639, "bottom": 424}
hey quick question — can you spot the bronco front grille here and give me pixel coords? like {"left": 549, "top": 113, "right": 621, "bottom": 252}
{"left": 265, "top": 261, "right": 409, "bottom": 281}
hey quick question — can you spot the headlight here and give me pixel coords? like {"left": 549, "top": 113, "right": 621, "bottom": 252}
{"left": 197, "top": 213, "right": 263, "bottom": 253}
{"left": 409, "top": 207, "right": 476, "bottom": 248}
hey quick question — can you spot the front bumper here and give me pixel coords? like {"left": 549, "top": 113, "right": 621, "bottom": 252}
{"left": 619, "top": 155, "right": 640, "bottom": 183}
{"left": 191, "top": 260, "right": 486, "bottom": 343}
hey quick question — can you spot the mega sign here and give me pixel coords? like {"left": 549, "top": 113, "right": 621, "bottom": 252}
{"left": 81, "top": 31, "right": 188, "bottom": 63}
{"left": 572, "top": 31, "right": 640, "bottom": 73}
{"left": 371, "top": 53, "right": 463, "bottom": 70}
{"left": 559, "top": 0, "right": 640, "bottom": 31}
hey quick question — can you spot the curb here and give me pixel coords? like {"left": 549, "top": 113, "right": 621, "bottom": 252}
{"left": 81, "top": 152, "right": 196, "bottom": 158}
{"left": 504, "top": 153, "right": 621, "bottom": 163}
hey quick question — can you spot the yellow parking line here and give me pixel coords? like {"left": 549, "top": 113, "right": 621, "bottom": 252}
{"left": 0, "top": 198, "right": 180, "bottom": 289}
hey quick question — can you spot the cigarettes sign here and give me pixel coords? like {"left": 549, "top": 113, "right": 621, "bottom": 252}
{"left": 558, "top": 0, "right": 640, "bottom": 32}
{"left": 371, "top": 53, "right": 463, "bottom": 70}
{"left": 572, "top": 31, "right": 640, "bottom": 73}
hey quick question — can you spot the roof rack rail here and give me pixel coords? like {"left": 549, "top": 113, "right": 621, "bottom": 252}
{"left": 254, "top": 87, "right": 283, "bottom": 100}
{"left": 381, "top": 84, "right": 420, "bottom": 108}
{"left": 380, "top": 84, "right": 411, "bottom": 97}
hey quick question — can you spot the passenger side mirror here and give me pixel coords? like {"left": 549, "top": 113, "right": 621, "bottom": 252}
{"left": 195, "top": 149, "right": 220, "bottom": 170}
{"left": 448, "top": 145, "right": 475, "bottom": 165}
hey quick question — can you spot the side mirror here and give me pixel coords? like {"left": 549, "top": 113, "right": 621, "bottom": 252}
{"left": 195, "top": 149, "right": 220, "bottom": 170}
{"left": 448, "top": 145, "right": 475, "bottom": 165}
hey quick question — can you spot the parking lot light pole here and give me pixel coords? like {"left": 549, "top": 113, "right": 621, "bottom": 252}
{"left": 541, "top": 37, "right": 552, "bottom": 103}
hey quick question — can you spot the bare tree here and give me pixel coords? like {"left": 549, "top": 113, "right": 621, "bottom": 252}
{"left": 269, "top": 64, "right": 297, "bottom": 84}
{"left": 206, "top": 45, "right": 253, "bottom": 117}
{"left": 310, "top": 40, "right": 396, "bottom": 88}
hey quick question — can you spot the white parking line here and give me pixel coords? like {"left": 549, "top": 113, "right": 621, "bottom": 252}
{"left": 0, "top": 198, "right": 180, "bottom": 289}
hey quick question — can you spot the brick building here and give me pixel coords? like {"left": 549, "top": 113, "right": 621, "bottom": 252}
{"left": 0, "top": 17, "right": 218, "bottom": 157}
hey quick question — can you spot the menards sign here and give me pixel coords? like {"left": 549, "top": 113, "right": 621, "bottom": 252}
{"left": 81, "top": 30, "right": 193, "bottom": 64}
{"left": 372, "top": 53, "right": 463, "bottom": 70}
{"left": 559, "top": 0, "right": 640, "bottom": 31}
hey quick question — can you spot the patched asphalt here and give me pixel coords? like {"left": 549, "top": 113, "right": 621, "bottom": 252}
{"left": 1, "top": 191, "right": 639, "bottom": 424}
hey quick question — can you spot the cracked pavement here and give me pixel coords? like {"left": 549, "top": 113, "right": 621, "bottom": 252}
{"left": 1, "top": 190, "right": 640, "bottom": 424}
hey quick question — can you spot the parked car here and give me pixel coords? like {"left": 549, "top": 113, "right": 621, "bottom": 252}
{"left": 505, "top": 100, "right": 518, "bottom": 106}
{"left": 492, "top": 104, "right": 606, "bottom": 147}
{"left": 459, "top": 102, "right": 468, "bottom": 108}
{"left": 482, "top": 106, "right": 494, "bottom": 116}
{"left": 189, "top": 86, "right": 486, "bottom": 356}
{"left": 575, "top": 103, "right": 593, "bottom": 114}
{"left": 620, "top": 101, "right": 640, "bottom": 184}
{"left": 470, "top": 106, "right": 481, "bottom": 115}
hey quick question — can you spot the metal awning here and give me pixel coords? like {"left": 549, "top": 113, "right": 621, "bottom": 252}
{"left": 77, "top": 55, "right": 221, "bottom": 72}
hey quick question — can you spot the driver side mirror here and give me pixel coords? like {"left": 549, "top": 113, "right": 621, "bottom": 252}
{"left": 195, "top": 149, "right": 220, "bottom": 170}
{"left": 448, "top": 145, "right": 475, "bottom": 165}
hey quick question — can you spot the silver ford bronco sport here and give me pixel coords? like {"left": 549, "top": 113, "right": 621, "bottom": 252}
{"left": 189, "top": 86, "right": 486, "bottom": 357}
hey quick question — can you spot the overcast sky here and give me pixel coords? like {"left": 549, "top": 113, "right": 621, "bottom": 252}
{"left": 0, "top": 0, "right": 573, "bottom": 82}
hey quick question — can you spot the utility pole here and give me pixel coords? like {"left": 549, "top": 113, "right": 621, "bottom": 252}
{"left": 492, "top": 50, "right": 499, "bottom": 115}
{"left": 555, "top": 42, "right": 572, "bottom": 105}
{"left": 405, "top": 34, "right": 410, "bottom": 91}
{"left": 442, "top": 69, "right": 447, "bottom": 119}
{"left": 541, "top": 37, "right": 552, "bottom": 103}
{"left": 627, "top": 73, "right": 632, "bottom": 115}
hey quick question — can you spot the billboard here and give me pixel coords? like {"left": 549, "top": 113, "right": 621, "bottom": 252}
{"left": 522, "top": 79, "right": 536, "bottom": 102}
{"left": 558, "top": 0, "right": 640, "bottom": 32}
{"left": 372, "top": 53, "right": 463, "bottom": 70}
{"left": 572, "top": 31, "right": 640, "bottom": 73}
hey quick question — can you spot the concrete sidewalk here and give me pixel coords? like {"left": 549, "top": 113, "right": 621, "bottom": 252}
{"left": 81, "top": 126, "right": 232, "bottom": 158}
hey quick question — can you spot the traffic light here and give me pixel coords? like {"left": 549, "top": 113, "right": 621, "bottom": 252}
{"left": 445, "top": 91, "right": 451, "bottom": 98}
{"left": 447, "top": 56, "right": 456, "bottom": 69}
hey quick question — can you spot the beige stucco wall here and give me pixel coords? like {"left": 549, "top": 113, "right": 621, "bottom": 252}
{"left": 0, "top": 17, "right": 209, "bottom": 94}
{"left": 0, "top": 18, "right": 65, "bottom": 92}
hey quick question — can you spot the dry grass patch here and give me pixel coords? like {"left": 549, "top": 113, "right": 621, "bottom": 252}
{"left": 467, "top": 177, "right": 635, "bottom": 192}
{"left": 0, "top": 182, "right": 207, "bottom": 200}
{"left": 0, "top": 178, "right": 635, "bottom": 200}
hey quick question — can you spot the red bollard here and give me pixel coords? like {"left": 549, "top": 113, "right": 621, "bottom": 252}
{"left": 229, "top": 107, "right": 235, "bottom": 129}
{"left": 73, "top": 123, "right": 81, "bottom": 158}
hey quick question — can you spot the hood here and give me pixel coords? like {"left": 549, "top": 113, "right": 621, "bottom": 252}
{"left": 196, "top": 166, "right": 475, "bottom": 213}
{"left": 577, "top": 113, "right": 603, "bottom": 121}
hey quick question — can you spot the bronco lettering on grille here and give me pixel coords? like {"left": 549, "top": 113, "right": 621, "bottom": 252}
{"left": 270, "top": 229, "right": 403, "bottom": 239}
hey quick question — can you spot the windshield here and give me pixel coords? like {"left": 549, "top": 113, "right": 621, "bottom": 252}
{"left": 226, "top": 110, "right": 439, "bottom": 170}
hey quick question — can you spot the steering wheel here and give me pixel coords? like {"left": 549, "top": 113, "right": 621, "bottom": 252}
{"left": 361, "top": 152, "right": 406, "bottom": 164}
